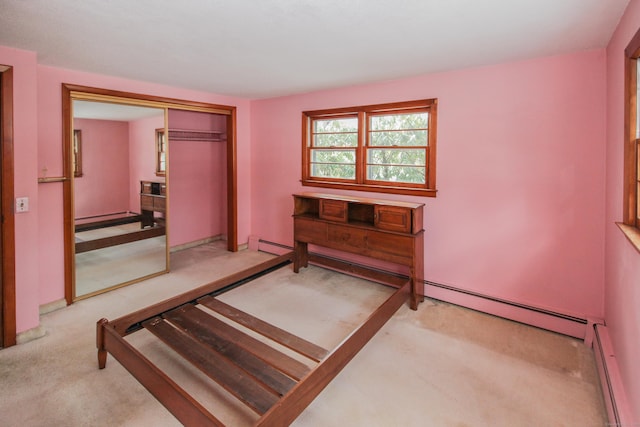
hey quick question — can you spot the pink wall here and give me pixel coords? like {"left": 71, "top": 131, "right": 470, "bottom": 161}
{"left": 251, "top": 50, "right": 607, "bottom": 321}
{"left": 73, "top": 119, "right": 130, "bottom": 218}
{"left": 605, "top": 0, "right": 640, "bottom": 420}
{"left": 168, "top": 109, "right": 227, "bottom": 247}
{"left": 128, "top": 115, "right": 164, "bottom": 212}
{"left": 0, "top": 46, "right": 40, "bottom": 334}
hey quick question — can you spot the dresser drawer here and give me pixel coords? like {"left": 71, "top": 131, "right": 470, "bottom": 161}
{"left": 374, "top": 205, "right": 412, "bottom": 233}
{"left": 327, "top": 224, "right": 367, "bottom": 250}
{"left": 319, "top": 199, "right": 348, "bottom": 222}
{"left": 367, "top": 230, "right": 413, "bottom": 262}
{"left": 294, "top": 217, "right": 327, "bottom": 243}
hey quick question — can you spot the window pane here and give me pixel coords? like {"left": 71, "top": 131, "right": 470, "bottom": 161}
{"left": 367, "top": 148, "right": 426, "bottom": 165}
{"left": 314, "top": 118, "right": 358, "bottom": 133}
{"left": 367, "top": 148, "right": 425, "bottom": 184}
{"left": 368, "top": 165, "right": 425, "bottom": 184}
{"left": 311, "top": 149, "right": 356, "bottom": 179}
{"left": 370, "top": 130, "right": 427, "bottom": 147}
{"left": 314, "top": 133, "right": 358, "bottom": 147}
{"left": 312, "top": 149, "right": 356, "bottom": 163}
{"left": 312, "top": 164, "right": 356, "bottom": 179}
{"left": 370, "top": 113, "right": 428, "bottom": 131}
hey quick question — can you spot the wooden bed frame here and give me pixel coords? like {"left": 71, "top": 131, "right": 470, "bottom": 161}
{"left": 96, "top": 252, "right": 411, "bottom": 426}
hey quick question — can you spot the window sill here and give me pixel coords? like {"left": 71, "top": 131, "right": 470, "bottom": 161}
{"left": 616, "top": 222, "right": 640, "bottom": 254}
{"left": 302, "top": 179, "right": 437, "bottom": 197}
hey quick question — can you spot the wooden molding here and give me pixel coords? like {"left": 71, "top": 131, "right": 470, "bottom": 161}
{"left": 1, "top": 67, "right": 16, "bottom": 347}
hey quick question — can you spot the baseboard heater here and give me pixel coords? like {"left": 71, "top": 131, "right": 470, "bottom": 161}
{"left": 592, "top": 323, "right": 632, "bottom": 426}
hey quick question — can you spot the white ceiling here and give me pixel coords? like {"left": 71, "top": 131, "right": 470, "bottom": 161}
{"left": 0, "top": 0, "right": 630, "bottom": 99}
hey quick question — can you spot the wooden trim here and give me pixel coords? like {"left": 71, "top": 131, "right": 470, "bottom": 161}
{"left": 62, "top": 84, "right": 74, "bottom": 305}
{"left": 226, "top": 110, "right": 238, "bottom": 252}
{"left": 301, "top": 179, "right": 438, "bottom": 197}
{"left": 1, "top": 67, "right": 16, "bottom": 347}
{"left": 617, "top": 222, "right": 640, "bottom": 254}
{"left": 63, "top": 84, "right": 233, "bottom": 115}
{"left": 303, "top": 98, "right": 437, "bottom": 117}
{"left": 356, "top": 111, "right": 366, "bottom": 183}
{"left": 428, "top": 99, "right": 438, "bottom": 191}
{"left": 623, "top": 28, "right": 640, "bottom": 227}
{"left": 63, "top": 84, "right": 240, "bottom": 304}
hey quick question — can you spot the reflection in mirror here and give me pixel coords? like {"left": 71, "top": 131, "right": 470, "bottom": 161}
{"left": 72, "top": 99, "right": 168, "bottom": 299}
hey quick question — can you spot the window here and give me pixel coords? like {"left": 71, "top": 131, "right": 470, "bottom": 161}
{"left": 73, "top": 129, "right": 82, "bottom": 177}
{"left": 302, "top": 99, "right": 437, "bottom": 197}
{"left": 155, "top": 128, "right": 166, "bottom": 176}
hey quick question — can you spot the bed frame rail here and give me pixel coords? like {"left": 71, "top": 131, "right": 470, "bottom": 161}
{"left": 96, "top": 252, "right": 410, "bottom": 426}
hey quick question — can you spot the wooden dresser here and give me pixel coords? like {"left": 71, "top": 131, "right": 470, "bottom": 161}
{"left": 292, "top": 192, "right": 425, "bottom": 309}
{"left": 140, "top": 180, "right": 166, "bottom": 228}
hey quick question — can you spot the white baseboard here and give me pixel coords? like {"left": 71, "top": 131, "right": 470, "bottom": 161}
{"left": 170, "top": 235, "right": 223, "bottom": 252}
{"left": 39, "top": 298, "right": 67, "bottom": 315}
{"left": 16, "top": 325, "right": 46, "bottom": 344}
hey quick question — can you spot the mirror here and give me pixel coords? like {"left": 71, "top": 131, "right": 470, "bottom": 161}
{"left": 72, "top": 99, "right": 168, "bottom": 299}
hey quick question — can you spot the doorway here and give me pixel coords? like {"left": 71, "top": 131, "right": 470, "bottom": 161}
{"left": 0, "top": 65, "right": 16, "bottom": 348}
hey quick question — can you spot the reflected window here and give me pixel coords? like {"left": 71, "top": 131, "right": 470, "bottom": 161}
{"left": 73, "top": 129, "right": 83, "bottom": 177}
{"left": 156, "top": 128, "right": 166, "bottom": 176}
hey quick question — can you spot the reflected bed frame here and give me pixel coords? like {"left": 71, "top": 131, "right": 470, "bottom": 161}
{"left": 96, "top": 252, "right": 411, "bottom": 426}
{"left": 75, "top": 214, "right": 164, "bottom": 254}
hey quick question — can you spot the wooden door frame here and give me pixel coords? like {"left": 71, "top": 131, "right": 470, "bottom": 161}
{"left": 62, "top": 84, "right": 238, "bottom": 305}
{"left": 1, "top": 66, "right": 16, "bottom": 347}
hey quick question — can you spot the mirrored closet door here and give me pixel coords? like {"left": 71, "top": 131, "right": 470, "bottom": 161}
{"left": 62, "top": 85, "right": 239, "bottom": 304}
{"left": 70, "top": 96, "right": 169, "bottom": 299}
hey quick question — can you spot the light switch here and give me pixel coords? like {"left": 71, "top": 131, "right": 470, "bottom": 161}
{"left": 15, "top": 197, "right": 29, "bottom": 213}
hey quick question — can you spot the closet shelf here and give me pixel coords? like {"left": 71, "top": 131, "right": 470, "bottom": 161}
{"left": 168, "top": 128, "right": 226, "bottom": 142}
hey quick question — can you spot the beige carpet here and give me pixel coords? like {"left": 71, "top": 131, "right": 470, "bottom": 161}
{"left": 0, "top": 242, "right": 607, "bottom": 426}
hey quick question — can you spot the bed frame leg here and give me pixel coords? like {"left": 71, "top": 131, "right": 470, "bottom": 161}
{"left": 96, "top": 318, "right": 108, "bottom": 369}
{"left": 293, "top": 241, "right": 308, "bottom": 273}
{"left": 409, "top": 278, "right": 425, "bottom": 311}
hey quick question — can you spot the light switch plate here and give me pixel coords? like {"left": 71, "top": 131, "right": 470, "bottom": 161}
{"left": 15, "top": 197, "right": 29, "bottom": 213}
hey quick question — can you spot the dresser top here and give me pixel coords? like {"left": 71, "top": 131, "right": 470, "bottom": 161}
{"left": 294, "top": 192, "right": 424, "bottom": 209}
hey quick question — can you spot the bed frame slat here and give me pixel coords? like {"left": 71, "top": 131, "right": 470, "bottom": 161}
{"left": 164, "top": 305, "right": 298, "bottom": 396}
{"left": 166, "top": 303, "right": 311, "bottom": 381}
{"left": 142, "top": 317, "right": 279, "bottom": 415}
{"left": 199, "top": 296, "right": 329, "bottom": 362}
